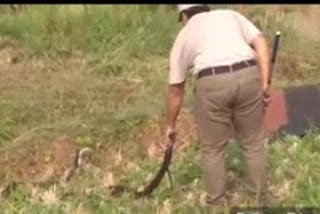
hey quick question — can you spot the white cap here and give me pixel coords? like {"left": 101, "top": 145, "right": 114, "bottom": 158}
{"left": 177, "top": 4, "right": 207, "bottom": 13}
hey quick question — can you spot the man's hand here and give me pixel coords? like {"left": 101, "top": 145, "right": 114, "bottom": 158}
{"left": 251, "top": 35, "right": 272, "bottom": 107}
{"left": 165, "top": 126, "right": 176, "bottom": 146}
{"left": 263, "top": 83, "right": 271, "bottom": 107}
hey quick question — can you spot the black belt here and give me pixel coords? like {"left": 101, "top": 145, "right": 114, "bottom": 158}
{"left": 197, "top": 59, "right": 257, "bottom": 79}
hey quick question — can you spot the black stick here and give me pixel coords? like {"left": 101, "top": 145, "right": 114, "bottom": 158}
{"left": 268, "top": 31, "right": 281, "bottom": 85}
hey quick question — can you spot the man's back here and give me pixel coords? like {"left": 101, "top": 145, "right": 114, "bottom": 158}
{"left": 172, "top": 9, "right": 261, "bottom": 76}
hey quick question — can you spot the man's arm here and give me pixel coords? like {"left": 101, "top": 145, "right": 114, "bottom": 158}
{"left": 251, "top": 35, "right": 271, "bottom": 91}
{"left": 166, "top": 27, "right": 188, "bottom": 142}
{"left": 234, "top": 11, "right": 271, "bottom": 91}
{"left": 167, "top": 82, "right": 185, "bottom": 130}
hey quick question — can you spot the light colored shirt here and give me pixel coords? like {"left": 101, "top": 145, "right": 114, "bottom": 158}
{"left": 169, "top": 9, "right": 262, "bottom": 84}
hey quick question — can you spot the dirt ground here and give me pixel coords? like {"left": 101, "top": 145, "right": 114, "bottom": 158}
{"left": 0, "top": 136, "right": 78, "bottom": 185}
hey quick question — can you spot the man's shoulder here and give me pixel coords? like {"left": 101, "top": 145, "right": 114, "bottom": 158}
{"left": 176, "top": 25, "right": 187, "bottom": 40}
{"left": 171, "top": 25, "right": 187, "bottom": 53}
{"left": 210, "top": 9, "right": 240, "bottom": 17}
{"left": 191, "top": 9, "right": 239, "bottom": 21}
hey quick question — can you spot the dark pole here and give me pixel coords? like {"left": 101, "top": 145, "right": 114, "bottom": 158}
{"left": 268, "top": 31, "right": 281, "bottom": 85}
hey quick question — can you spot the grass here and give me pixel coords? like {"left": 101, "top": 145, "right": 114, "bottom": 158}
{"left": 0, "top": 4, "right": 319, "bottom": 213}
{"left": 1, "top": 132, "right": 320, "bottom": 213}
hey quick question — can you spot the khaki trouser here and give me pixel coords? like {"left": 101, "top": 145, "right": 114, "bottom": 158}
{"left": 193, "top": 65, "right": 267, "bottom": 205}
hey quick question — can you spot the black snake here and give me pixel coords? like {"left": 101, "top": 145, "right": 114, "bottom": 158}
{"left": 107, "top": 139, "right": 175, "bottom": 199}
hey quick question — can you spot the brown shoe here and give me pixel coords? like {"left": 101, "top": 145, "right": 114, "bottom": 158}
{"left": 205, "top": 194, "right": 227, "bottom": 213}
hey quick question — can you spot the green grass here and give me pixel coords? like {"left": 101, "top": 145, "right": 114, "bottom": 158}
{"left": 0, "top": 4, "right": 320, "bottom": 213}
{"left": 0, "top": 5, "right": 178, "bottom": 58}
{"left": 1, "top": 132, "right": 320, "bottom": 213}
